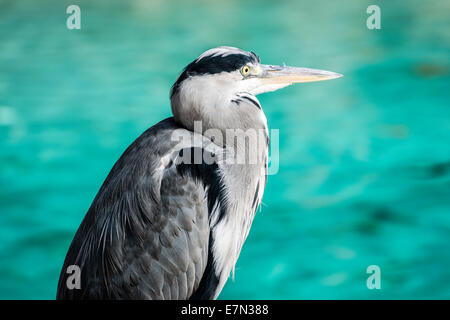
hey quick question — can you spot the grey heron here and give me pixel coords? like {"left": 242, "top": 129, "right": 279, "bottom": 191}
{"left": 57, "top": 46, "right": 341, "bottom": 300}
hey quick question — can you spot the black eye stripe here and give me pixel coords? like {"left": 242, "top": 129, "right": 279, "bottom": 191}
{"left": 190, "top": 54, "right": 256, "bottom": 75}
{"left": 171, "top": 51, "right": 260, "bottom": 97}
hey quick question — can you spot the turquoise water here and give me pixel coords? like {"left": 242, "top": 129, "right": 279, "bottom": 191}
{"left": 0, "top": 0, "right": 449, "bottom": 299}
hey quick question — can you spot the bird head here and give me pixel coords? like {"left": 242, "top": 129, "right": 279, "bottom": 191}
{"left": 170, "top": 46, "right": 342, "bottom": 135}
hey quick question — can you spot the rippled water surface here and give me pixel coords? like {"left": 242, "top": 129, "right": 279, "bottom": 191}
{"left": 0, "top": 0, "right": 449, "bottom": 299}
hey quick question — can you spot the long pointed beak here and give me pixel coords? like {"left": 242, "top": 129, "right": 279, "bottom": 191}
{"left": 259, "top": 64, "right": 342, "bottom": 84}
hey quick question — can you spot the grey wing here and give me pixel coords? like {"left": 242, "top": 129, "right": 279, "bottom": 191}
{"left": 56, "top": 118, "right": 222, "bottom": 300}
{"left": 131, "top": 165, "right": 211, "bottom": 299}
{"left": 56, "top": 160, "right": 212, "bottom": 300}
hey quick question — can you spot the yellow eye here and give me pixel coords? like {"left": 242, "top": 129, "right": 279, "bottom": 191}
{"left": 241, "top": 65, "right": 251, "bottom": 76}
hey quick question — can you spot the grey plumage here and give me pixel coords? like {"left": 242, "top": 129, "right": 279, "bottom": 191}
{"left": 57, "top": 118, "right": 225, "bottom": 299}
{"left": 57, "top": 46, "right": 341, "bottom": 300}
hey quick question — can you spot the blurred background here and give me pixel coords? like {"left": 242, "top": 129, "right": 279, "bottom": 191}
{"left": 0, "top": 0, "right": 449, "bottom": 299}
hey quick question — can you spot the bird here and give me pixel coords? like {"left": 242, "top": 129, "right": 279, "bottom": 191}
{"left": 56, "top": 46, "right": 341, "bottom": 300}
